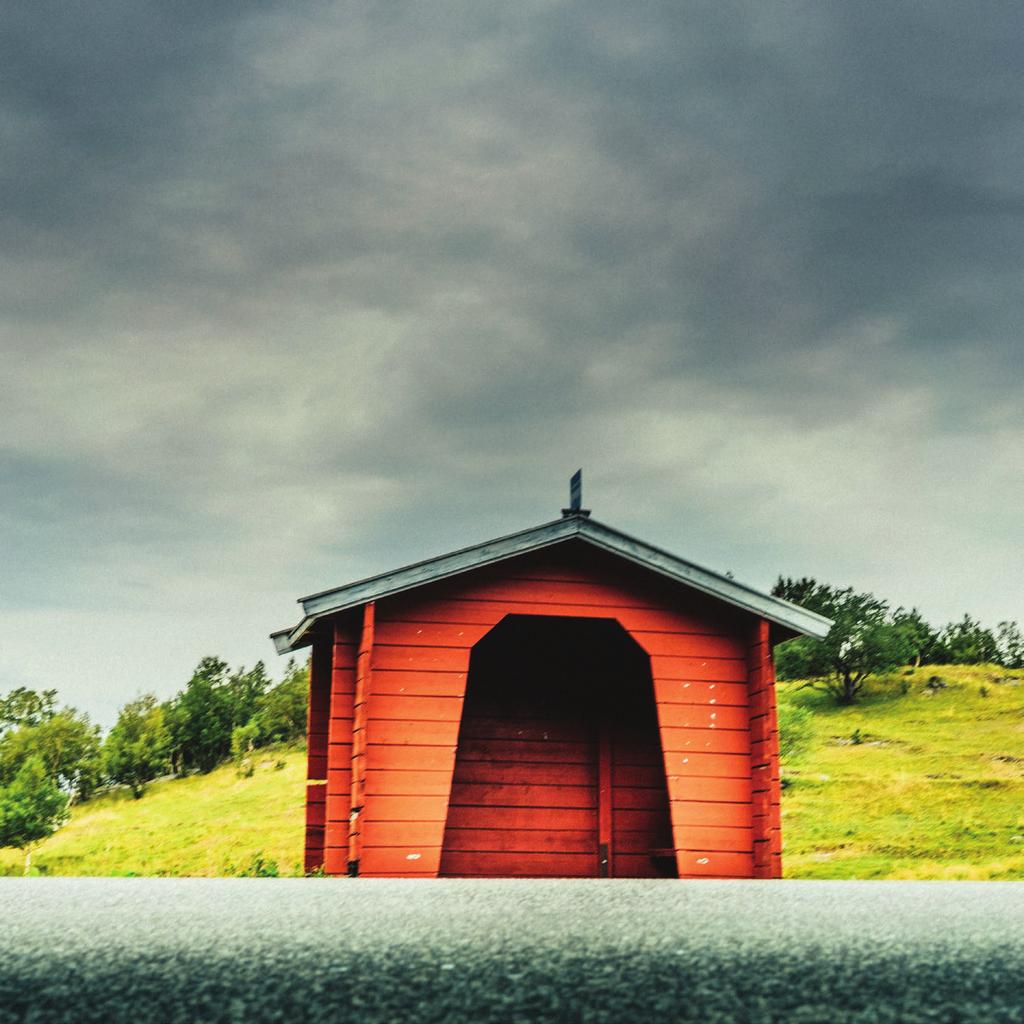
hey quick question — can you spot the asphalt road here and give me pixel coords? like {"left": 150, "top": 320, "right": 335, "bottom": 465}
{"left": 2, "top": 878, "right": 1023, "bottom": 1023}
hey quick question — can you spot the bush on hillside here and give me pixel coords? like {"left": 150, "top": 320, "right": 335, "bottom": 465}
{"left": 236, "top": 851, "right": 279, "bottom": 877}
{"left": 777, "top": 703, "right": 814, "bottom": 765}
{"left": 231, "top": 721, "right": 259, "bottom": 777}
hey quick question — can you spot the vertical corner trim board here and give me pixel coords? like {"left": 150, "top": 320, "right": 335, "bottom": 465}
{"left": 322, "top": 614, "right": 359, "bottom": 876}
{"left": 303, "top": 627, "right": 332, "bottom": 874}
{"left": 747, "top": 618, "right": 783, "bottom": 879}
{"left": 347, "top": 601, "right": 376, "bottom": 876}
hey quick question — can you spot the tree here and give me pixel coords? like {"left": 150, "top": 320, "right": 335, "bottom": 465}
{"left": 160, "top": 699, "right": 185, "bottom": 776}
{"left": 103, "top": 695, "right": 170, "bottom": 798}
{"left": 891, "top": 607, "right": 939, "bottom": 668}
{"left": 165, "top": 657, "right": 234, "bottom": 773}
{"left": 0, "top": 706, "right": 102, "bottom": 802}
{"left": 254, "top": 659, "right": 309, "bottom": 745}
{"left": 772, "top": 578, "right": 913, "bottom": 705}
{"left": 0, "top": 688, "right": 58, "bottom": 732}
{"left": 996, "top": 621, "right": 1024, "bottom": 670}
{"left": 0, "top": 755, "right": 69, "bottom": 875}
{"left": 225, "top": 662, "right": 271, "bottom": 730}
{"left": 937, "top": 615, "right": 999, "bottom": 665}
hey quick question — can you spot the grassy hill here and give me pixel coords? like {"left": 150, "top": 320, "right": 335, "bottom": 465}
{"left": 781, "top": 663, "right": 1024, "bottom": 879}
{"left": 0, "top": 747, "right": 308, "bottom": 877}
{"left": 3, "top": 664, "right": 1022, "bottom": 879}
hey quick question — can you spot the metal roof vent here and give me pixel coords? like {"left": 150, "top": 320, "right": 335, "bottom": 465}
{"left": 561, "top": 468, "right": 591, "bottom": 519}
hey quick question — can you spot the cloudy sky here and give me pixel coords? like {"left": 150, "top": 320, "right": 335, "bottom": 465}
{"left": 2, "top": 1, "right": 1022, "bottom": 725}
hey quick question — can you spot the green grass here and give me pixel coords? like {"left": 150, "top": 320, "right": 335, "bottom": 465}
{"left": 780, "top": 664, "right": 1024, "bottom": 879}
{"left": 0, "top": 747, "right": 308, "bottom": 877}
{"left": 4, "top": 665, "right": 1023, "bottom": 878}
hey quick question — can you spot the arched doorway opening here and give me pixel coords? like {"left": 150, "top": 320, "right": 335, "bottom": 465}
{"left": 439, "top": 614, "right": 677, "bottom": 878}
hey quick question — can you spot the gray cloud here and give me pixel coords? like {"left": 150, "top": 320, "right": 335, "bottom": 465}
{"left": 1, "top": 1, "right": 1023, "bottom": 722}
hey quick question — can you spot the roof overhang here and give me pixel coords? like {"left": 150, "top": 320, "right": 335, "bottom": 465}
{"left": 271, "top": 515, "right": 832, "bottom": 654}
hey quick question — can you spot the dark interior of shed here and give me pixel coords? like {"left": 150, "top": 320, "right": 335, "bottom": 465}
{"left": 439, "top": 614, "right": 677, "bottom": 878}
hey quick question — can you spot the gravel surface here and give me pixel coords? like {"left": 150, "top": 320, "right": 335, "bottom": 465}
{"left": 2, "top": 878, "right": 1024, "bottom": 1023}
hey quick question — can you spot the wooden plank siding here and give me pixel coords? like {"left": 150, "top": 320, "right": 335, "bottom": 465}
{"left": 748, "top": 618, "right": 783, "bottom": 878}
{"left": 356, "top": 614, "right": 477, "bottom": 876}
{"left": 645, "top": 616, "right": 754, "bottom": 879}
{"left": 312, "top": 543, "right": 779, "bottom": 879}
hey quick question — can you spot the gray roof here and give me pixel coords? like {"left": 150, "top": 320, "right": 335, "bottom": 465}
{"left": 271, "top": 515, "right": 832, "bottom": 653}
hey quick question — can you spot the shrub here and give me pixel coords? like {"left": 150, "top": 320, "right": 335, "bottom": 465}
{"left": 231, "top": 721, "right": 259, "bottom": 778}
{"left": 777, "top": 703, "right": 814, "bottom": 765}
{"left": 237, "top": 852, "right": 279, "bottom": 877}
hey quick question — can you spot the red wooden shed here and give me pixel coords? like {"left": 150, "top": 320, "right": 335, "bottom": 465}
{"left": 272, "top": 500, "right": 829, "bottom": 880}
